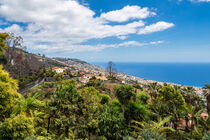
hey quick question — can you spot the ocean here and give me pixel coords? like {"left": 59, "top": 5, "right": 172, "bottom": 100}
{"left": 91, "top": 62, "right": 210, "bottom": 87}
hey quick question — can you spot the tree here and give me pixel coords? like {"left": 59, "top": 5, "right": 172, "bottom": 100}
{"left": 125, "top": 101, "right": 149, "bottom": 123}
{"left": 114, "top": 85, "right": 136, "bottom": 116}
{"left": 203, "top": 84, "right": 210, "bottom": 114}
{"left": 11, "top": 93, "right": 45, "bottom": 116}
{"left": 106, "top": 61, "right": 117, "bottom": 77}
{"left": 182, "top": 86, "right": 205, "bottom": 111}
{"left": 0, "top": 33, "right": 9, "bottom": 64}
{"left": 0, "top": 33, "right": 8, "bottom": 55}
{"left": 0, "top": 113, "right": 35, "bottom": 139}
{"left": 48, "top": 80, "right": 79, "bottom": 138}
{"left": 76, "top": 87, "right": 103, "bottom": 138}
{"left": 184, "top": 105, "right": 205, "bottom": 140}
{"left": 182, "top": 87, "right": 194, "bottom": 104}
{"left": 136, "top": 92, "right": 150, "bottom": 105}
{"left": 85, "top": 76, "right": 102, "bottom": 88}
{"left": 158, "top": 85, "right": 186, "bottom": 112}
{"left": 0, "top": 65, "right": 20, "bottom": 119}
{"left": 155, "top": 85, "right": 186, "bottom": 131}
{"left": 0, "top": 55, "right": 8, "bottom": 65}
{"left": 48, "top": 80, "right": 103, "bottom": 139}
{"left": 100, "top": 94, "right": 110, "bottom": 104}
{"left": 146, "top": 82, "right": 161, "bottom": 98}
{"left": 5, "top": 32, "right": 25, "bottom": 64}
{"left": 97, "top": 106, "right": 126, "bottom": 139}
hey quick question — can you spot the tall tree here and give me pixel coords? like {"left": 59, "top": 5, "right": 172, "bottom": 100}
{"left": 182, "top": 86, "right": 196, "bottom": 105}
{"left": 106, "top": 61, "right": 117, "bottom": 77}
{"left": 203, "top": 84, "right": 210, "bottom": 114}
{"left": 0, "top": 65, "right": 20, "bottom": 119}
{"left": 114, "top": 85, "right": 136, "bottom": 117}
{"left": 184, "top": 105, "right": 205, "bottom": 140}
{"left": 5, "top": 32, "right": 25, "bottom": 64}
{"left": 49, "top": 80, "right": 79, "bottom": 138}
{"left": 157, "top": 85, "right": 186, "bottom": 130}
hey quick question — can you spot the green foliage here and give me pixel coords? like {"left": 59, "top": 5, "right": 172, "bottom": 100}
{"left": 47, "top": 81, "right": 104, "bottom": 139}
{"left": 202, "top": 133, "right": 210, "bottom": 140}
{"left": 139, "top": 129, "right": 165, "bottom": 140}
{"left": 137, "top": 91, "right": 150, "bottom": 104}
{"left": 44, "top": 69, "right": 56, "bottom": 77}
{"left": 0, "top": 113, "right": 35, "bottom": 139}
{"left": 132, "top": 116, "right": 174, "bottom": 138}
{"left": 0, "top": 33, "right": 8, "bottom": 54}
{"left": 158, "top": 85, "right": 186, "bottom": 111}
{"left": 12, "top": 93, "right": 45, "bottom": 116}
{"left": 41, "top": 82, "right": 55, "bottom": 88}
{"left": 114, "top": 85, "right": 136, "bottom": 106}
{"left": 46, "top": 60, "right": 67, "bottom": 67}
{"left": 0, "top": 60, "right": 209, "bottom": 139}
{"left": 0, "top": 54, "right": 8, "bottom": 64}
{"left": 125, "top": 101, "right": 149, "bottom": 122}
{"left": 86, "top": 77, "right": 102, "bottom": 87}
{"left": 109, "top": 99, "right": 122, "bottom": 113}
{"left": 47, "top": 79, "right": 79, "bottom": 138}
{"left": 203, "top": 84, "right": 210, "bottom": 114}
{"left": 107, "top": 75, "right": 119, "bottom": 81}
{"left": 100, "top": 94, "right": 110, "bottom": 104}
{"left": 54, "top": 73, "right": 64, "bottom": 81}
{"left": 97, "top": 107, "right": 127, "bottom": 139}
{"left": 0, "top": 65, "right": 20, "bottom": 119}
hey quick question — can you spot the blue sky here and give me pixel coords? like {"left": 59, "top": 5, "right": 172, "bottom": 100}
{"left": 0, "top": 0, "right": 210, "bottom": 62}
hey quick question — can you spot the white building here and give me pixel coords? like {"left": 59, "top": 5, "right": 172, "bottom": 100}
{"left": 52, "top": 67, "right": 65, "bottom": 74}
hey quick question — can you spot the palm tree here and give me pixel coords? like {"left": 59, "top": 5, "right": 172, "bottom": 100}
{"left": 185, "top": 105, "right": 205, "bottom": 140}
{"left": 203, "top": 84, "right": 210, "bottom": 114}
{"left": 182, "top": 86, "right": 196, "bottom": 105}
{"left": 146, "top": 82, "right": 161, "bottom": 98}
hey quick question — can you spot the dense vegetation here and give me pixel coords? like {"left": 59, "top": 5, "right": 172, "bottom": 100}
{"left": 1, "top": 33, "right": 210, "bottom": 139}
{"left": 0, "top": 65, "right": 209, "bottom": 139}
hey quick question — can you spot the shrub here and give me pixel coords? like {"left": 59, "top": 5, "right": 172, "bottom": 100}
{"left": 100, "top": 94, "right": 110, "bottom": 104}
{"left": 0, "top": 113, "right": 35, "bottom": 139}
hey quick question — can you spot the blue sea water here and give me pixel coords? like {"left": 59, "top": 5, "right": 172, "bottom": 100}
{"left": 91, "top": 62, "right": 210, "bottom": 87}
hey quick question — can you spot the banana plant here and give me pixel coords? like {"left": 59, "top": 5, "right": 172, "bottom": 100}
{"left": 131, "top": 116, "right": 175, "bottom": 137}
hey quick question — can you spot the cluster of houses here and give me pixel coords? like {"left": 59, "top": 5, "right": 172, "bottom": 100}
{"left": 52, "top": 66, "right": 107, "bottom": 83}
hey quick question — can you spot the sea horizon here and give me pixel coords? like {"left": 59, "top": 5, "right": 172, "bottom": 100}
{"left": 91, "top": 62, "right": 210, "bottom": 88}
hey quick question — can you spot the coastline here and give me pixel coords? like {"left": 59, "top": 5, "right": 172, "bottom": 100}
{"left": 55, "top": 59, "right": 204, "bottom": 96}
{"left": 116, "top": 72, "right": 203, "bottom": 95}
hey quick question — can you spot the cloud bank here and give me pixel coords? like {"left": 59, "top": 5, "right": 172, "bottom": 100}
{"left": 0, "top": 0, "right": 174, "bottom": 53}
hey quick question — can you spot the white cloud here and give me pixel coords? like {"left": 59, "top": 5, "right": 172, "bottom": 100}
{"left": 149, "top": 40, "right": 165, "bottom": 45}
{"left": 189, "top": 0, "right": 210, "bottom": 2}
{"left": 2, "top": 24, "right": 22, "bottom": 33}
{"left": 100, "top": 5, "right": 156, "bottom": 22}
{"left": 117, "top": 35, "right": 128, "bottom": 40}
{"left": 0, "top": 0, "right": 173, "bottom": 53}
{"left": 32, "top": 40, "right": 164, "bottom": 53}
{"left": 138, "top": 21, "right": 174, "bottom": 35}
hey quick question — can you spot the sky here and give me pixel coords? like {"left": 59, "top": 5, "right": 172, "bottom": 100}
{"left": 0, "top": 0, "right": 210, "bottom": 62}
